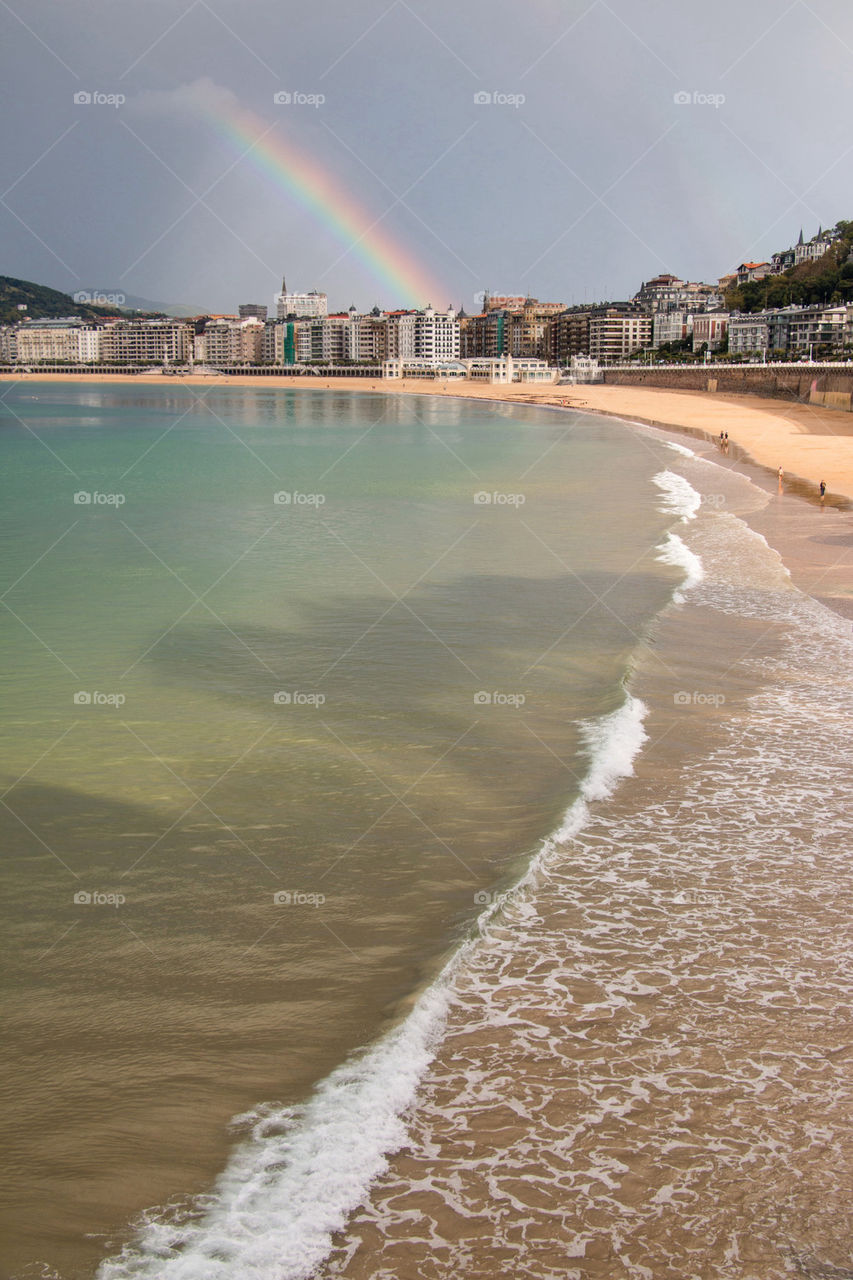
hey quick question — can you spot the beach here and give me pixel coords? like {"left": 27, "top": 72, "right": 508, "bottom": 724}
{"left": 1, "top": 379, "right": 851, "bottom": 1279}
{"left": 4, "top": 371, "right": 853, "bottom": 504}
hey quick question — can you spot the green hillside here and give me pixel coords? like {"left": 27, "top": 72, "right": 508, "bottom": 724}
{"left": 0, "top": 275, "right": 157, "bottom": 325}
{"left": 725, "top": 221, "right": 853, "bottom": 314}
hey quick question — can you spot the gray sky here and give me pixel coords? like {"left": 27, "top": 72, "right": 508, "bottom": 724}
{"left": 1, "top": 0, "right": 851, "bottom": 313}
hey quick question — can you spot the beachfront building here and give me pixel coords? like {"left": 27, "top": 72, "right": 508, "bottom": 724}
{"left": 0, "top": 325, "right": 18, "bottom": 363}
{"left": 15, "top": 317, "right": 101, "bottom": 364}
{"left": 728, "top": 303, "right": 851, "bottom": 357}
{"left": 199, "top": 317, "right": 264, "bottom": 365}
{"left": 691, "top": 312, "right": 729, "bottom": 353}
{"left": 547, "top": 309, "right": 591, "bottom": 365}
{"left": 98, "top": 319, "right": 192, "bottom": 365}
{"left": 460, "top": 309, "right": 509, "bottom": 359}
{"left": 588, "top": 310, "right": 652, "bottom": 363}
{"left": 387, "top": 306, "right": 459, "bottom": 361}
{"left": 727, "top": 313, "right": 770, "bottom": 357}
{"left": 382, "top": 354, "right": 556, "bottom": 383}
{"left": 507, "top": 299, "right": 564, "bottom": 360}
{"left": 382, "top": 357, "right": 467, "bottom": 380}
{"left": 652, "top": 310, "right": 693, "bottom": 348}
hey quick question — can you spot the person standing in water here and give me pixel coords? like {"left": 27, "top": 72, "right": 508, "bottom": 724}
{"left": 820, "top": 480, "right": 826, "bottom": 500}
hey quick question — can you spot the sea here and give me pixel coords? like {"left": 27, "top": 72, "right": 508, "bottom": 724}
{"left": 1, "top": 383, "right": 851, "bottom": 1280}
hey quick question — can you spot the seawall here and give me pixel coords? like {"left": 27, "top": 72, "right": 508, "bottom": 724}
{"left": 602, "top": 365, "right": 853, "bottom": 412}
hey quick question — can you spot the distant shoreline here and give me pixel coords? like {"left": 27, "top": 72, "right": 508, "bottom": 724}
{"left": 3, "top": 370, "right": 853, "bottom": 506}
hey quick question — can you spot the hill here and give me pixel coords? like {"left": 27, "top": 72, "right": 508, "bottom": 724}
{"left": 725, "top": 220, "right": 853, "bottom": 314}
{"left": 0, "top": 275, "right": 167, "bottom": 325}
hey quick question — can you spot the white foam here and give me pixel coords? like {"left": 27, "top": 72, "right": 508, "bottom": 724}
{"left": 98, "top": 696, "right": 651, "bottom": 1280}
{"left": 665, "top": 441, "right": 696, "bottom": 459}
{"left": 97, "top": 979, "right": 454, "bottom": 1280}
{"left": 545, "top": 695, "right": 648, "bottom": 848}
{"left": 656, "top": 532, "right": 704, "bottom": 602}
{"left": 652, "top": 469, "right": 701, "bottom": 522}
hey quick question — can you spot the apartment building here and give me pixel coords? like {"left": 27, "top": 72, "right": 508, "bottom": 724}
{"left": 15, "top": 317, "right": 100, "bottom": 364}
{"left": 588, "top": 310, "right": 652, "bottom": 362}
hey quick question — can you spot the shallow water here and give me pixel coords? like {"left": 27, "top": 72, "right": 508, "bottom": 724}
{"left": 1, "top": 385, "right": 687, "bottom": 1278}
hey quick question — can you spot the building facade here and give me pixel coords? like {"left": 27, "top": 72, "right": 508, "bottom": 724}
{"left": 691, "top": 312, "right": 729, "bottom": 353}
{"left": 588, "top": 310, "right": 652, "bottom": 362}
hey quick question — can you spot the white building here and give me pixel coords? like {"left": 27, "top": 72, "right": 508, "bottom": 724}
{"left": 15, "top": 318, "right": 101, "bottom": 364}
{"left": 275, "top": 278, "right": 328, "bottom": 319}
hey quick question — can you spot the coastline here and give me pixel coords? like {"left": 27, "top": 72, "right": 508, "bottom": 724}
{"left": 4, "top": 372, "right": 853, "bottom": 504}
{"left": 6, "top": 372, "right": 851, "bottom": 621}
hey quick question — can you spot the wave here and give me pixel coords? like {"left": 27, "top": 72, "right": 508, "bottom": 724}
{"left": 97, "top": 695, "right": 651, "bottom": 1280}
{"left": 653, "top": 468, "right": 701, "bottom": 522}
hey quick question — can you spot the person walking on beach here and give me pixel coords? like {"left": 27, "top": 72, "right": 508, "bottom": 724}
{"left": 778, "top": 466, "right": 784, "bottom": 483}
{"left": 819, "top": 480, "right": 826, "bottom": 500}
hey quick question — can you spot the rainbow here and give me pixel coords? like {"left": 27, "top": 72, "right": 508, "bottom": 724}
{"left": 205, "top": 99, "right": 450, "bottom": 308}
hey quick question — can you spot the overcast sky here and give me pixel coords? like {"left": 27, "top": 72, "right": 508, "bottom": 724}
{"left": 1, "top": 0, "right": 851, "bottom": 314}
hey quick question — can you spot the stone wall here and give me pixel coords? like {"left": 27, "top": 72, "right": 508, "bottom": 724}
{"left": 602, "top": 365, "right": 853, "bottom": 411}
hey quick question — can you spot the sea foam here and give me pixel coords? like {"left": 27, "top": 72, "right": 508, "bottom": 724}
{"left": 98, "top": 696, "right": 651, "bottom": 1280}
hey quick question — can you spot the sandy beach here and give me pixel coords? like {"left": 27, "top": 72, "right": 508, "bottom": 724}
{"left": 4, "top": 372, "right": 853, "bottom": 505}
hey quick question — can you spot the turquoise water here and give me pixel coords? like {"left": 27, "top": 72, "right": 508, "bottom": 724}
{"left": 0, "top": 385, "right": 681, "bottom": 1277}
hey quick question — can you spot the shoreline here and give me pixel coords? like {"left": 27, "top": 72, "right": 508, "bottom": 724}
{"left": 4, "top": 371, "right": 853, "bottom": 506}
{"left": 5, "top": 372, "right": 851, "bottom": 621}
